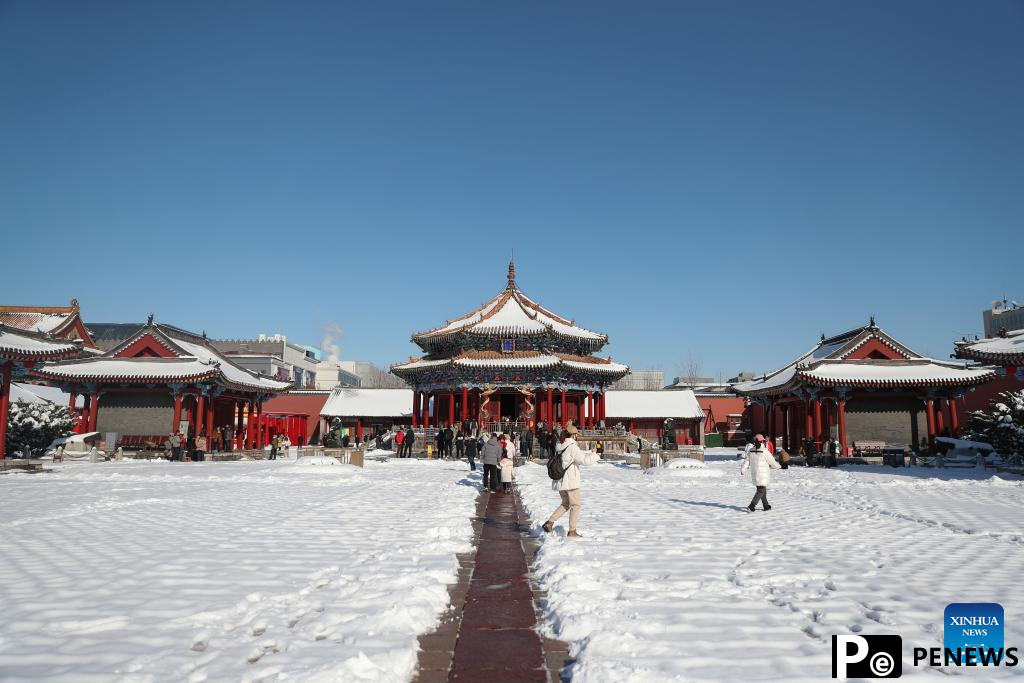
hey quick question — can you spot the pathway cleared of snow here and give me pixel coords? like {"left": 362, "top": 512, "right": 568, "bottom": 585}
{"left": 0, "top": 458, "right": 478, "bottom": 682}
{"left": 517, "top": 450, "right": 1024, "bottom": 682}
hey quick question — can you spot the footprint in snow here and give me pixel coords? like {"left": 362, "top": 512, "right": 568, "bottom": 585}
{"left": 191, "top": 632, "right": 210, "bottom": 652}
{"left": 250, "top": 621, "right": 268, "bottom": 636}
{"left": 246, "top": 640, "right": 279, "bottom": 664}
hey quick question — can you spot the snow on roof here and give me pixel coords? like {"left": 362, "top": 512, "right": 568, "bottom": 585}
{"left": 604, "top": 390, "right": 704, "bottom": 419}
{"left": 797, "top": 359, "right": 996, "bottom": 387}
{"left": 955, "top": 329, "right": 1024, "bottom": 363}
{"left": 0, "top": 326, "right": 81, "bottom": 358}
{"left": 33, "top": 357, "right": 221, "bottom": 382}
{"left": 734, "top": 340, "right": 848, "bottom": 393}
{"left": 171, "top": 336, "right": 289, "bottom": 391}
{"left": 10, "top": 383, "right": 80, "bottom": 407}
{"left": 412, "top": 264, "right": 607, "bottom": 345}
{"left": 320, "top": 388, "right": 413, "bottom": 418}
{"left": 0, "top": 302, "right": 78, "bottom": 334}
{"left": 391, "top": 352, "right": 629, "bottom": 375}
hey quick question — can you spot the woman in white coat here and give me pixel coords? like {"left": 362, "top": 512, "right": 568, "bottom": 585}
{"left": 542, "top": 425, "right": 599, "bottom": 537}
{"left": 741, "top": 434, "right": 781, "bottom": 512}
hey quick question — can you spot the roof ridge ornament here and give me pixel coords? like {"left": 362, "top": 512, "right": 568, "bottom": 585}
{"left": 507, "top": 260, "right": 516, "bottom": 290}
{"left": 869, "top": 314, "right": 877, "bottom": 329}
{"left": 147, "top": 313, "right": 154, "bottom": 326}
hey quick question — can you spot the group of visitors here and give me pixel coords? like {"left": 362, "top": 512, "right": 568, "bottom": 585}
{"left": 478, "top": 431, "right": 520, "bottom": 492}
{"left": 394, "top": 426, "right": 416, "bottom": 457}
{"left": 799, "top": 437, "right": 842, "bottom": 467}
{"left": 269, "top": 433, "right": 291, "bottom": 460}
{"left": 166, "top": 429, "right": 207, "bottom": 462}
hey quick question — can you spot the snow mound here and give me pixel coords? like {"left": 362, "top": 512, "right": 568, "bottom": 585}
{"left": 664, "top": 457, "right": 706, "bottom": 469}
{"left": 644, "top": 458, "right": 725, "bottom": 479}
{"left": 277, "top": 456, "right": 361, "bottom": 474}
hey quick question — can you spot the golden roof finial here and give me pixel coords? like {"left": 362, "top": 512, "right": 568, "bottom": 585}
{"left": 507, "top": 259, "right": 516, "bottom": 289}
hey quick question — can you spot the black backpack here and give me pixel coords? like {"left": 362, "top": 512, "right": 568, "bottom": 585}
{"left": 547, "top": 450, "right": 567, "bottom": 480}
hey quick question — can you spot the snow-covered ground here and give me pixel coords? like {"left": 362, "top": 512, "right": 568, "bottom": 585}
{"left": 518, "top": 448, "right": 1024, "bottom": 682}
{"left": 0, "top": 458, "right": 478, "bottom": 682}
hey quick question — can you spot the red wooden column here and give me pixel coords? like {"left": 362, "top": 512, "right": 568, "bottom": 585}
{"left": 813, "top": 397, "right": 823, "bottom": 448}
{"left": 196, "top": 394, "right": 206, "bottom": 436}
{"left": 448, "top": 392, "right": 455, "bottom": 427}
{"left": 205, "top": 399, "right": 214, "bottom": 442}
{"left": 560, "top": 390, "right": 567, "bottom": 428}
{"left": 0, "top": 362, "right": 11, "bottom": 460}
{"left": 804, "top": 400, "right": 813, "bottom": 447}
{"left": 68, "top": 391, "right": 77, "bottom": 412}
{"left": 837, "top": 397, "right": 848, "bottom": 455}
{"left": 171, "top": 393, "right": 183, "bottom": 434}
{"left": 935, "top": 402, "right": 945, "bottom": 436}
{"left": 411, "top": 391, "right": 419, "bottom": 427}
{"left": 925, "top": 397, "right": 936, "bottom": 450}
{"left": 245, "top": 401, "right": 255, "bottom": 448}
{"left": 356, "top": 418, "right": 363, "bottom": 441}
{"left": 235, "top": 401, "right": 244, "bottom": 448}
{"left": 780, "top": 405, "right": 789, "bottom": 451}
{"left": 586, "top": 391, "right": 594, "bottom": 429}
{"left": 88, "top": 392, "right": 100, "bottom": 432}
{"left": 423, "top": 393, "right": 431, "bottom": 429}
{"left": 257, "top": 401, "right": 265, "bottom": 448}
{"left": 949, "top": 396, "right": 960, "bottom": 436}
{"left": 461, "top": 387, "right": 469, "bottom": 423}
{"left": 767, "top": 401, "right": 776, "bottom": 444}
{"left": 546, "top": 388, "right": 553, "bottom": 427}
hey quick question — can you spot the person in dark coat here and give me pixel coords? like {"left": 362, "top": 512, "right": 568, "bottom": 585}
{"left": 455, "top": 431, "right": 466, "bottom": 459}
{"left": 443, "top": 425, "right": 454, "bottom": 459}
{"left": 404, "top": 426, "right": 415, "bottom": 457}
{"left": 465, "top": 432, "right": 478, "bottom": 471}
{"left": 434, "top": 430, "right": 443, "bottom": 457}
{"left": 521, "top": 428, "right": 534, "bottom": 460}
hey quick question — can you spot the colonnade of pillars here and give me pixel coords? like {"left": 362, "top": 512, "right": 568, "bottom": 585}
{"left": 410, "top": 388, "right": 608, "bottom": 429}
{"left": 63, "top": 389, "right": 270, "bottom": 450}
{"left": 761, "top": 393, "right": 963, "bottom": 455}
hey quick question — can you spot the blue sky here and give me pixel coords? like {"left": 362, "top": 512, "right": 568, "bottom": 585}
{"left": 2, "top": 1, "right": 1022, "bottom": 380}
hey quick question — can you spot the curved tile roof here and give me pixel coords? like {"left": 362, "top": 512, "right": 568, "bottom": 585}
{"left": 412, "top": 262, "right": 607, "bottom": 346}
{"left": 0, "top": 325, "right": 82, "bottom": 360}
{"left": 954, "top": 329, "right": 1024, "bottom": 365}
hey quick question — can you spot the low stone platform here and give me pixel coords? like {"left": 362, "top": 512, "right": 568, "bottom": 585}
{"left": 0, "top": 459, "right": 44, "bottom": 473}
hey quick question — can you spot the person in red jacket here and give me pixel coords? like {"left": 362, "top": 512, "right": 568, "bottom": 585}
{"left": 394, "top": 429, "right": 405, "bottom": 457}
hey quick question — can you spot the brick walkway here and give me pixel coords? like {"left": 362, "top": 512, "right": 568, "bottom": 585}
{"left": 413, "top": 486, "right": 571, "bottom": 682}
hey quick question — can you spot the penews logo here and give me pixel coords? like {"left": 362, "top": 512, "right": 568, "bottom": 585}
{"left": 832, "top": 635, "right": 902, "bottom": 678}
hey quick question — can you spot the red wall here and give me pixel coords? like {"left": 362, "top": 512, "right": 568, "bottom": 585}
{"left": 957, "top": 375, "right": 1023, "bottom": 426}
{"left": 262, "top": 393, "right": 330, "bottom": 444}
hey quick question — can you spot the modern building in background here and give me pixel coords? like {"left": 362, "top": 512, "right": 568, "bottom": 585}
{"left": 983, "top": 298, "right": 1024, "bottom": 338}
{"left": 314, "top": 362, "right": 362, "bottom": 390}
{"left": 211, "top": 334, "right": 319, "bottom": 389}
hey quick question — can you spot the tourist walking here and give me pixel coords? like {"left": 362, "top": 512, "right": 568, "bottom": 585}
{"left": 270, "top": 434, "right": 279, "bottom": 460}
{"left": 499, "top": 450, "right": 515, "bottom": 493}
{"left": 455, "top": 430, "right": 466, "bottom": 459}
{"left": 741, "top": 434, "right": 781, "bottom": 512}
{"left": 465, "top": 431, "right": 478, "bottom": 471}
{"left": 542, "top": 425, "right": 599, "bottom": 538}
{"left": 481, "top": 433, "right": 503, "bottom": 491}
{"left": 394, "top": 429, "right": 405, "bottom": 457}
{"left": 194, "top": 433, "right": 207, "bottom": 462}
